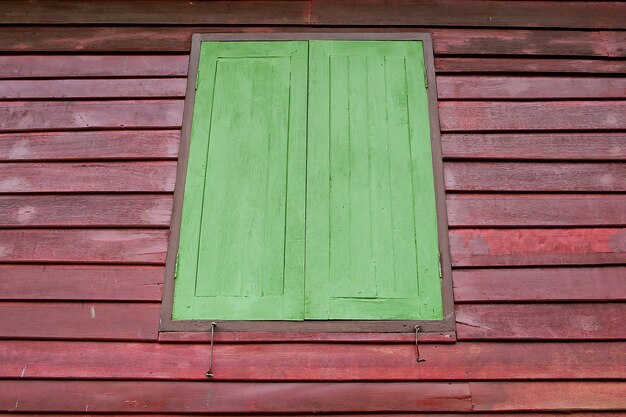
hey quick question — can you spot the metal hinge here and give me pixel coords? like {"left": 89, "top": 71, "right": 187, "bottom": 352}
{"left": 423, "top": 65, "right": 428, "bottom": 89}
{"left": 438, "top": 256, "right": 442, "bottom": 280}
{"left": 174, "top": 252, "right": 180, "bottom": 279}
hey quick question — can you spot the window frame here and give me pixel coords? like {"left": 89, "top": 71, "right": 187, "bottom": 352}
{"left": 160, "top": 32, "right": 455, "bottom": 339}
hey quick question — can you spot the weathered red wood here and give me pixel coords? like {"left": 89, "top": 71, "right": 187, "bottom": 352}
{"left": 1, "top": 415, "right": 621, "bottom": 417}
{"left": 310, "top": 1, "right": 626, "bottom": 29}
{"left": 470, "top": 382, "right": 626, "bottom": 411}
{"left": 0, "top": 302, "right": 159, "bottom": 340}
{"left": 456, "top": 303, "right": 626, "bottom": 340}
{"left": 0, "top": 229, "right": 168, "bottom": 264}
{"left": 441, "top": 133, "right": 626, "bottom": 160}
{"left": 0, "top": 265, "right": 163, "bottom": 301}
{"left": 0, "top": 130, "right": 179, "bottom": 161}
{"left": 437, "top": 76, "right": 626, "bottom": 99}
{"left": 3, "top": 1, "right": 625, "bottom": 29}
{"left": 435, "top": 57, "right": 626, "bottom": 74}
{"left": 453, "top": 266, "right": 626, "bottom": 302}
{"left": 0, "top": 380, "right": 472, "bottom": 413}
{"left": 0, "top": 78, "right": 186, "bottom": 99}
{"left": 2, "top": 380, "right": 624, "bottom": 412}
{"left": 444, "top": 162, "right": 626, "bottom": 192}
{"left": 450, "top": 228, "right": 626, "bottom": 267}
{"left": 158, "top": 331, "right": 454, "bottom": 344}
{"left": 0, "top": 100, "right": 183, "bottom": 131}
{"left": 0, "top": 55, "right": 189, "bottom": 78}
{"left": 447, "top": 194, "right": 626, "bottom": 226}
{"left": 0, "top": 162, "right": 176, "bottom": 193}
{"left": 0, "top": 27, "right": 622, "bottom": 57}
{"left": 0, "top": 195, "right": 172, "bottom": 227}
{"left": 439, "top": 101, "right": 626, "bottom": 131}
{"left": 432, "top": 29, "right": 625, "bottom": 57}
{"left": 0, "top": 1, "right": 311, "bottom": 25}
{"left": 1, "top": 340, "right": 623, "bottom": 380}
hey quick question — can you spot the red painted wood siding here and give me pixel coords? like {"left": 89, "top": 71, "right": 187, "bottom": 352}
{"left": 0, "top": 1, "right": 624, "bottom": 414}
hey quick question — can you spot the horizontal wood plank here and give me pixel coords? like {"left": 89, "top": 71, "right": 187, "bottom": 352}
{"left": 0, "top": 27, "right": 623, "bottom": 57}
{"left": 0, "top": 55, "right": 189, "bottom": 79}
{"left": 3, "top": 1, "right": 625, "bottom": 29}
{"left": 1, "top": 380, "right": 624, "bottom": 413}
{"left": 0, "top": 194, "right": 172, "bottom": 227}
{"left": 0, "top": 415, "right": 620, "bottom": 417}
{"left": 0, "top": 302, "right": 159, "bottom": 341}
{"left": 447, "top": 194, "right": 626, "bottom": 227}
{"left": 444, "top": 162, "right": 626, "bottom": 192}
{"left": 0, "top": 380, "right": 473, "bottom": 412}
{"left": 441, "top": 133, "right": 626, "bottom": 160}
{"left": 0, "top": 130, "right": 180, "bottom": 161}
{"left": 0, "top": 229, "right": 168, "bottom": 264}
{"left": 432, "top": 29, "right": 625, "bottom": 57}
{"left": 0, "top": 1, "right": 311, "bottom": 25}
{"left": 0, "top": 78, "right": 186, "bottom": 99}
{"left": 456, "top": 303, "right": 626, "bottom": 340}
{"left": 0, "top": 100, "right": 183, "bottom": 131}
{"left": 450, "top": 228, "right": 626, "bottom": 267}
{"left": 438, "top": 76, "right": 626, "bottom": 99}
{"left": 0, "top": 162, "right": 177, "bottom": 193}
{"left": 0, "top": 340, "right": 623, "bottom": 380}
{"left": 470, "top": 381, "right": 626, "bottom": 411}
{"left": 0, "top": 265, "right": 163, "bottom": 301}
{"left": 311, "top": 1, "right": 626, "bottom": 29}
{"left": 439, "top": 101, "right": 626, "bottom": 131}
{"left": 435, "top": 57, "right": 626, "bottom": 74}
{"left": 453, "top": 266, "right": 626, "bottom": 302}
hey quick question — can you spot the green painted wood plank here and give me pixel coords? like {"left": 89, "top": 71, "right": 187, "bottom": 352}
{"left": 305, "top": 41, "right": 443, "bottom": 321}
{"left": 173, "top": 41, "right": 307, "bottom": 321}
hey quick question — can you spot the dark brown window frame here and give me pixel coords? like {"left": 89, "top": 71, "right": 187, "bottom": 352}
{"left": 160, "top": 32, "right": 455, "bottom": 342}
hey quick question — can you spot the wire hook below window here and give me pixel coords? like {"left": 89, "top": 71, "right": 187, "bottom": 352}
{"left": 205, "top": 322, "right": 218, "bottom": 378}
{"left": 415, "top": 325, "right": 426, "bottom": 362}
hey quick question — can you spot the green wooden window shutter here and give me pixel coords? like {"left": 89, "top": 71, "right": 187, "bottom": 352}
{"left": 173, "top": 40, "right": 443, "bottom": 322}
{"left": 173, "top": 41, "right": 308, "bottom": 320}
{"left": 305, "top": 41, "right": 443, "bottom": 320}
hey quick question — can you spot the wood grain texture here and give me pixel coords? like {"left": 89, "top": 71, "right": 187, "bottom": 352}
{"left": 437, "top": 76, "right": 626, "bottom": 99}
{"left": 435, "top": 57, "right": 626, "bottom": 74}
{"left": 470, "top": 382, "right": 626, "bottom": 411}
{"left": 0, "top": 229, "right": 168, "bottom": 264}
{"left": 0, "top": 55, "right": 189, "bottom": 78}
{"left": 440, "top": 101, "right": 626, "bottom": 131}
{"left": 4, "top": 1, "right": 625, "bottom": 29}
{"left": 0, "top": 100, "right": 183, "bottom": 131}
{"left": 0, "top": 1, "right": 311, "bottom": 25}
{"left": 310, "top": 1, "right": 626, "bottom": 29}
{"left": 0, "top": 78, "right": 186, "bottom": 99}
{"left": 0, "top": 195, "right": 172, "bottom": 227}
{"left": 432, "top": 29, "right": 625, "bottom": 57}
{"left": 1, "top": 380, "right": 624, "bottom": 412}
{"left": 0, "top": 265, "right": 163, "bottom": 301}
{"left": 456, "top": 303, "right": 626, "bottom": 340}
{"left": 453, "top": 266, "right": 626, "bottom": 302}
{"left": 0, "top": 130, "right": 180, "bottom": 161}
{"left": 0, "top": 380, "right": 473, "bottom": 413}
{"left": 0, "top": 340, "right": 623, "bottom": 380}
{"left": 0, "top": 162, "right": 177, "bottom": 193}
{"left": 441, "top": 133, "right": 626, "bottom": 160}
{"left": 444, "top": 162, "right": 626, "bottom": 192}
{"left": 158, "top": 331, "right": 454, "bottom": 343}
{"left": 450, "top": 228, "right": 626, "bottom": 267}
{"left": 447, "top": 194, "right": 626, "bottom": 227}
{"left": 0, "top": 302, "right": 159, "bottom": 340}
{"left": 0, "top": 27, "right": 623, "bottom": 56}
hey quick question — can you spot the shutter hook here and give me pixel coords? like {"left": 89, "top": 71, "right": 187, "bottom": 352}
{"left": 205, "top": 322, "right": 218, "bottom": 378}
{"left": 415, "top": 325, "right": 425, "bottom": 362}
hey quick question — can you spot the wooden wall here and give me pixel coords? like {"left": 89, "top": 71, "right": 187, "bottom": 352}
{"left": 0, "top": 0, "right": 625, "bottom": 414}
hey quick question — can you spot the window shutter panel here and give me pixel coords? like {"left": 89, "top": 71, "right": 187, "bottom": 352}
{"left": 173, "top": 41, "right": 308, "bottom": 320}
{"left": 305, "top": 41, "right": 443, "bottom": 320}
